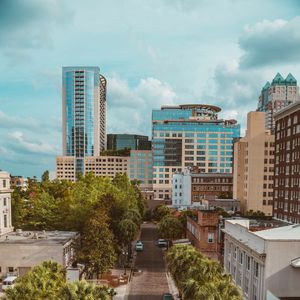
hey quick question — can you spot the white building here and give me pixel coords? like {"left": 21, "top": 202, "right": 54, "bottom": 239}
{"left": 0, "top": 171, "right": 13, "bottom": 235}
{"left": 223, "top": 219, "right": 300, "bottom": 300}
{"left": 172, "top": 170, "right": 192, "bottom": 207}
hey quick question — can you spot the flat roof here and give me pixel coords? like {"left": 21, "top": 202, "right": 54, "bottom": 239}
{"left": 274, "top": 101, "right": 300, "bottom": 120}
{"left": 0, "top": 231, "right": 78, "bottom": 246}
{"left": 254, "top": 224, "right": 300, "bottom": 240}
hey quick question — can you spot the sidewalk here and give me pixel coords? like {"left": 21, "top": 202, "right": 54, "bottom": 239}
{"left": 166, "top": 272, "right": 180, "bottom": 299}
{"left": 114, "top": 283, "right": 129, "bottom": 300}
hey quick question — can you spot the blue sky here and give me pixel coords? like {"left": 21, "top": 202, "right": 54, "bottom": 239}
{"left": 1, "top": 0, "right": 300, "bottom": 177}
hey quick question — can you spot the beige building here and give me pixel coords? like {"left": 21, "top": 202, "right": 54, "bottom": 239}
{"left": 0, "top": 230, "right": 77, "bottom": 278}
{"left": 233, "top": 112, "right": 274, "bottom": 216}
{"left": 0, "top": 171, "right": 13, "bottom": 236}
{"left": 56, "top": 155, "right": 130, "bottom": 181}
{"left": 223, "top": 219, "right": 300, "bottom": 300}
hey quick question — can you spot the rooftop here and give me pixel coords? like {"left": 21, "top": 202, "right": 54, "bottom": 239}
{"left": 0, "top": 230, "right": 78, "bottom": 246}
{"left": 255, "top": 224, "right": 300, "bottom": 240}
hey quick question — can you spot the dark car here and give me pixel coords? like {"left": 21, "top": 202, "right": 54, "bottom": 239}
{"left": 162, "top": 293, "right": 174, "bottom": 300}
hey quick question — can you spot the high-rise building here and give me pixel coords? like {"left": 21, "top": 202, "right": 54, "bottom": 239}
{"left": 61, "top": 67, "right": 106, "bottom": 174}
{"left": 107, "top": 134, "right": 151, "bottom": 151}
{"left": 273, "top": 101, "right": 300, "bottom": 223}
{"left": 257, "top": 73, "right": 299, "bottom": 131}
{"left": 233, "top": 112, "right": 274, "bottom": 216}
{"left": 152, "top": 104, "right": 240, "bottom": 201}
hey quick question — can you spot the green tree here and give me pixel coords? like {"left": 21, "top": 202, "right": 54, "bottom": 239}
{"left": 3, "top": 261, "right": 66, "bottom": 300}
{"left": 77, "top": 209, "right": 116, "bottom": 278}
{"left": 159, "top": 215, "right": 184, "bottom": 241}
{"left": 152, "top": 204, "right": 172, "bottom": 221}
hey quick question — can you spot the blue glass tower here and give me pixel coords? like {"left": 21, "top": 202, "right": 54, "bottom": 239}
{"left": 152, "top": 104, "right": 240, "bottom": 201}
{"left": 62, "top": 67, "right": 106, "bottom": 174}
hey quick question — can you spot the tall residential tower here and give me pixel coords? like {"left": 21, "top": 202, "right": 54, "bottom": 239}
{"left": 257, "top": 73, "right": 299, "bottom": 131}
{"left": 61, "top": 67, "right": 106, "bottom": 174}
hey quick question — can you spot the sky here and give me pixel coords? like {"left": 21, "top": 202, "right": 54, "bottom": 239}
{"left": 1, "top": 0, "right": 300, "bottom": 177}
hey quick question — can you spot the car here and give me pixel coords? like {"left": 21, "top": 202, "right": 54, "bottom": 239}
{"left": 162, "top": 293, "right": 174, "bottom": 300}
{"left": 157, "top": 239, "right": 168, "bottom": 248}
{"left": 135, "top": 240, "right": 144, "bottom": 251}
{"left": 2, "top": 276, "right": 18, "bottom": 290}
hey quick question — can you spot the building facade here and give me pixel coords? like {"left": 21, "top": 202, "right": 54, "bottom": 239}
{"left": 10, "top": 176, "right": 28, "bottom": 191}
{"left": 273, "top": 101, "right": 300, "bottom": 223}
{"left": 61, "top": 67, "right": 107, "bottom": 175}
{"left": 223, "top": 219, "right": 300, "bottom": 300}
{"left": 0, "top": 230, "right": 77, "bottom": 278}
{"left": 152, "top": 104, "right": 240, "bottom": 201}
{"left": 129, "top": 150, "right": 153, "bottom": 190}
{"left": 186, "top": 210, "right": 220, "bottom": 260}
{"left": 257, "top": 73, "right": 299, "bottom": 131}
{"left": 56, "top": 156, "right": 130, "bottom": 181}
{"left": 0, "top": 171, "right": 13, "bottom": 236}
{"left": 233, "top": 112, "right": 274, "bottom": 216}
{"left": 107, "top": 134, "right": 151, "bottom": 151}
{"left": 172, "top": 169, "right": 233, "bottom": 208}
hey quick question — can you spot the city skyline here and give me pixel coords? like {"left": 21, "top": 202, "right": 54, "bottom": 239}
{"left": 1, "top": 0, "right": 300, "bottom": 177}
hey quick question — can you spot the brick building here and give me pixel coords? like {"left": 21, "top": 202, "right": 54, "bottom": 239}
{"left": 186, "top": 210, "right": 221, "bottom": 260}
{"left": 273, "top": 101, "right": 300, "bottom": 223}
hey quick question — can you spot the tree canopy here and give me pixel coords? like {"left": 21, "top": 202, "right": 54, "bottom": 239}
{"left": 166, "top": 245, "right": 242, "bottom": 300}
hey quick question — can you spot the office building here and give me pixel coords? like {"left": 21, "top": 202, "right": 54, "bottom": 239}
{"left": 152, "top": 104, "right": 240, "bottom": 201}
{"left": 60, "top": 66, "right": 107, "bottom": 175}
{"left": 233, "top": 112, "right": 274, "bottom": 216}
{"left": 0, "top": 171, "right": 13, "bottom": 235}
{"left": 223, "top": 219, "right": 300, "bottom": 300}
{"left": 273, "top": 101, "right": 300, "bottom": 223}
{"left": 257, "top": 73, "right": 299, "bottom": 131}
{"left": 172, "top": 168, "right": 233, "bottom": 208}
{"left": 129, "top": 150, "right": 153, "bottom": 190}
{"left": 107, "top": 134, "right": 151, "bottom": 151}
{"left": 56, "top": 155, "right": 129, "bottom": 182}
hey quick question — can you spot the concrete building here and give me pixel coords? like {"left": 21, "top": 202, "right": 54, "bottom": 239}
{"left": 257, "top": 73, "right": 300, "bottom": 131}
{"left": 233, "top": 112, "right": 274, "bottom": 216}
{"left": 186, "top": 210, "right": 221, "bottom": 260}
{"left": 60, "top": 67, "right": 107, "bottom": 175}
{"left": 273, "top": 101, "right": 300, "bottom": 223}
{"left": 107, "top": 134, "right": 151, "bottom": 151}
{"left": 223, "top": 219, "right": 300, "bottom": 300}
{"left": 0, "top": 171, "right": 13, "bottom": 236}
{"left": 201, "top": 198, "right": 240, "bottom": 213}
{"left": 172, "top": 168, "right": 233, "bottom": 208}
{"left": 10, "top": 176, "right": 28, "bottom": 191}
{"left": 56, "top": 155, "right": 130, "bottom": 181}
{"left": 152, "top": 104, "right": 240, "bottom": 201}
{"left": 0, "top": 230, "right": 78, "bottom": 278}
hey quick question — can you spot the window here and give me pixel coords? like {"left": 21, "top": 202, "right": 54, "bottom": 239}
{"left": 208, "top": 233, "right": 214, "bottom": 243}
{"left": 4, "top": 215, "right": 7, "bottom": 228}
{"left": 246, "top": 256, "right": 250, "bottom": 270}
{"left": 254, "top": 261, "right": 259, "bottom": 277}
{"left": 3, "top": 198, "right": 6, "bottom": 206}
{"left": 2, "top": 180, "right": 6, "bottom": 188}
{"left": 8, "top": 267, "right": 14, "bottom": 273}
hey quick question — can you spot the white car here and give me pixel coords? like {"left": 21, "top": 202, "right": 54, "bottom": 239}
{"left": 2, "top": 276, "right": 17, "bottom": 290}
{"left": 135, "top": 240, "right": 144, "bottom": 251}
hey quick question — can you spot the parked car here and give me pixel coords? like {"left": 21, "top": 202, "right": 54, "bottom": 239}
{"left": 157, "top": 239, "right": 168, "bottom": 248}
{"left": 2, "top": 276, "right": 18, "bottom": 290}
{"left": 135, "top": 240, "right": 144, "bottom": 251}
{"left": 162, "top": 293, "right": 174, "bottom": 300}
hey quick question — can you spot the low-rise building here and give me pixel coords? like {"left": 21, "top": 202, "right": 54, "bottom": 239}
{"left": 223, "top": 219, "right": 300, "bottom": 300}
{"left": 172, "top": 168, "right": 233, "bottom": 208}
{"left": 186, "top": 210, "right": 221, "bottom": 260}
{"left": 56, "top": 156, "right": 130, "bottom": 181}
{"left": 0, "top": 171, "right": 13, "bottom": 236}
{"left": 0, "top": 230, "right": 78, "bottom": 278}
{"left": 10, "top": 176, "right": 28, "bottom": 191}
{"left": 201, "top": 198, "right": 240, "bottom": 213}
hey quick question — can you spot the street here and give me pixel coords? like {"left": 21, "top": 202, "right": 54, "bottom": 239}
{"left": 127, "top": 223, "right": 170, "bottom": 300}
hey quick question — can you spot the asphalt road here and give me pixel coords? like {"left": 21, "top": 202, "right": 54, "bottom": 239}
{"left": 127, "top": 223, "right": 170, "bottom": 300}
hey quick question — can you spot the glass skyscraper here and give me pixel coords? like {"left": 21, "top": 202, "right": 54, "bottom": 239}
{"left": 62, "top": 67, "right": 106, "bottom": 174}
{"left": 152, "top": 104, "right": 240, "bottom": 201}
